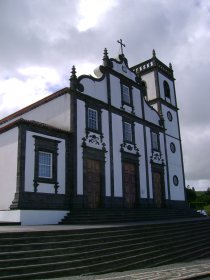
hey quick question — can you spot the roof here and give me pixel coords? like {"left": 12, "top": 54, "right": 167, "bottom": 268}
{"left": 0, "top": 118, "right": 70, "bottom": 135}
{"left": 0, "top": 87, "right": 69, "bottom": 126}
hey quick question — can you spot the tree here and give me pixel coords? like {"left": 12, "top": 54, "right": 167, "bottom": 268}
{"left": 185, "top": 185, "right": 197, "bottom": 202}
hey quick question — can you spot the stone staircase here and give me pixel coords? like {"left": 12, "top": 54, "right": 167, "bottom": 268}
{"left": 60, "top": 207, "right": 203, "bottom": 224}
{"left": 0, "top": 218, "right": 209, "bottom": 279}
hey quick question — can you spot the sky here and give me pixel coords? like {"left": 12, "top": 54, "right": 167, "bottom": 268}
{"left": 0, "top": 0, "right": 210, "bottom": 190}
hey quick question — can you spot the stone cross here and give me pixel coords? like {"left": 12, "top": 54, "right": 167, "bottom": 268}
{"left": 117, "top": 39, "right": 125, "bottom": 55}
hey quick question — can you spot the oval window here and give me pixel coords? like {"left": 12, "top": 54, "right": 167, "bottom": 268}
{"left": 167, "top": 111, "right": 173, "bottom": 121}
{"left": 173, "top": 175, "right": 179, "bottom": 186}
{"left": 170, "top": 143, "right": 176, "bottom": 153}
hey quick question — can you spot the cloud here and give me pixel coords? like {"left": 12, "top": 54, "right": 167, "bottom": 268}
{"left": 76, "top": 0, "right": 118, "bottom": 32}
{"left": 0, "top": 66, "right": 63, "bottom": 118}
{"left": 0, "top": 0, "right": 210, "bottom": 190}
{"left": 183, "top": 127, "right": 210, "bottom": 179}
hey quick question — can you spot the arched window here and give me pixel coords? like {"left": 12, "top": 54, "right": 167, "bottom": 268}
{"left": 141, "top": 81, "right": 148, "bottom": 100}
{"left": 163, "top": 80, "right": 170, "bottom": 100}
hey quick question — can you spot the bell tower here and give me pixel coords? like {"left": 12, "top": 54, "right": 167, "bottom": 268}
{"left": 131, "top": 49, "right": 176, "bottom": 112}
{"left": 131, "top": 51, "right": 186, "bottom": 206}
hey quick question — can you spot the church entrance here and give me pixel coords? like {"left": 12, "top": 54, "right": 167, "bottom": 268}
{"left": 84, "top": 158, "right": 102, "bottom": 208}
{"left": 123, "top": 162, "right": 137, "bottom": 208}
{"left": 152, "top": 171, "right": 165, "bottom": 208}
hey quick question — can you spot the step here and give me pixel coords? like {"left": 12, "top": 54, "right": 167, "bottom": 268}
{"left": 0, "top": 219, "right": 209, "bottom": 279}
{"left": 0, "top": 227, "right": 209, "bottom": 269}
{"left": 0, "top": 233, "right": 210, "bottom": 278}
{"left": 0, "top": 220, "right": 209, "bottom": 252}
{"left": 60, "top": 208, "right": 203, "bottom": 224}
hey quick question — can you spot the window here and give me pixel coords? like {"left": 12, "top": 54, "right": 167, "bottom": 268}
{"left": 164, "top": 80, "right": 170, "bottom": 99}
{"left": 38, "top": 151, "right": 52, "bottom": 178}
{"left": 167, "top": 111, "right": 173, "bottom": 121}
{"left": 173, "top": 175, "right": 179, "bottom": 186}
{"left": 122, "top": 85, "right": 131, "bottom": 104}
{"left": 151, "top": 132, "right": 160, "bottom": 151}
{"left": 170, "top": 142, "right": 176, "bottom": 153}
{"left": 86, "top": 106, "right": 102, "bottom": 133}
{"left": 33, "top": 135, "right": 60, "bottom": 186}
{"left": 88, "top": 108, "right": 98, "bottom": 131}
{"left": 123, "top": 122, "right": 132, "bottom": 142}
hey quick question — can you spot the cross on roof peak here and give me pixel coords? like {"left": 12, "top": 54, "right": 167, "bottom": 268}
{"left": 117, "top": 39, "right": 125, "bottom": 55}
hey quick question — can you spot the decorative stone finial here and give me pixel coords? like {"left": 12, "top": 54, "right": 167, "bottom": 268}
{"left": 152, "top": 49, "right": 156, "bottom": 58}
{"left": 169, "top": 62, "right": 173, "bottom": 69}
{"left": 102, "top": 48, "right": 112, "bottom": 68}
{"left": 71, "top": 65, "right": 76, "bottom": 77}
{"left": 103, "top": 48, "right": 108, "bottom": 59}
{"left": 70, "top": 65, "right": 77, "bottom": 90}
{"left": 103, "top": 48, "right": 109, "bottom": 67}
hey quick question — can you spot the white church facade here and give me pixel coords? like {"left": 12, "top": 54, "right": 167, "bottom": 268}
{"left": 0, "top": 48, "right": 186, "bottom": 225}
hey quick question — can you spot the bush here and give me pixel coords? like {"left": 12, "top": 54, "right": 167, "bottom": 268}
{"left": 203, "top": 205, "right": 210, "bottom": 216}
{"left": 189, "top": 201, "right": 207, "bottom": 210}
{"left": 185, "top": 186, "right": 197, "bottom": 202}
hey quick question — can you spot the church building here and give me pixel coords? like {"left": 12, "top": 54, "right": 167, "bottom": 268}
{"left": 0, "top": 45, "right": 186, "bottom": 225}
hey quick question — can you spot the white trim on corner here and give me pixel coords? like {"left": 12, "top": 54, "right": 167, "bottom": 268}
{"left": 0, "top": 210, "right": 69, "bottom": 225}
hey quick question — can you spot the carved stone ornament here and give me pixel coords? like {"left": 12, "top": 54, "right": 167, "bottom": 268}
{"left": 88, "top": 134, "right": 100, "bottom": 145}
{"left": 120, "top": 142, "right": 140, "bottom": 157}
{"left": 150, "top": 150, "right": 164, "bottom": 165}
{"left": 81, "top": 132, "right": 107, "bottom": 152}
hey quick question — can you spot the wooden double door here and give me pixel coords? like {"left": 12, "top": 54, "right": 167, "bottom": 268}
{"left": 153, "top": 171, "right": 165, "bottom": 208}
{"left": 123, "top": 162, "right": 137, "bottom": 208}
{"left": 84, "top": 158, "right": 102, "bottom": 208}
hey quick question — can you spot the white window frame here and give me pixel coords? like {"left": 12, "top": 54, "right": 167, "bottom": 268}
{"left": 38, "top": 151, "right": 53, "bottom": 179}
{"left": 88, "top": 108, "right": 98, "bottom": 130}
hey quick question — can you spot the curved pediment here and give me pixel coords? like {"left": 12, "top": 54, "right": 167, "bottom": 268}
{"left": 77, "top": 66, "right": 108, "bottom": 103}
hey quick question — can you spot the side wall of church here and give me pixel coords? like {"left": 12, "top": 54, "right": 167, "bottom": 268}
{"left": 0, "top": 127, "right": 18, "bottom": 209}
{"left": 0, "top": 94, "right": 71, "bottom": 131}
